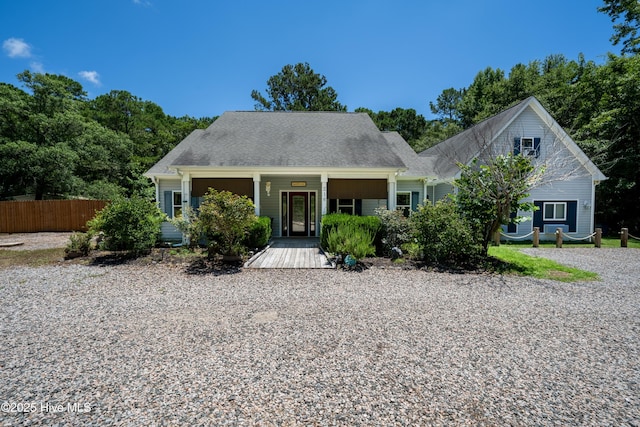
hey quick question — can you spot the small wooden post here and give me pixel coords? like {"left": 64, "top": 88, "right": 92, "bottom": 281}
{"left": 533, "top": 227, "right": 540, "bottom": 248}
{"left": 595, "top": 228, "right": 602, "bottom": 248}
{"left": 555, "top": 228, "right": 563, "bottom": 248}
{"left": 621, "top": 227, "right": 629, "bottom": 248}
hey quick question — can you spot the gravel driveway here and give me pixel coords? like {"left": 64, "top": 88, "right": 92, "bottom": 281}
{"left": 0, "top": 248, "right": 638, "bottom": 425}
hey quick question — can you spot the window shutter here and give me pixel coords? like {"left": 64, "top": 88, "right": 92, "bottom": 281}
{"left": 534, "top": 137, "right": 541, "bottom": 158}
{"left": 411, "top": 192, "right": 419, "bottom": 212}
{"left": 329, "top": 199, "right": 337, "bottom": 214}
{"left": 163, "top": 191, "right": 173, "bottom": 217}
{"left": 513, "top": 137, "right": 521, "bottom": 155}
{"left": 507, "top": 211, "right": 517, "bottom": 233}
{"left": 355, "top": 199, "right": 363, "bottom": 216}
{"left": 567, "top": 201, "right": 577, "bottom": 232}
{"left": 532, "top": 201, "right": 543, "bottom": 229}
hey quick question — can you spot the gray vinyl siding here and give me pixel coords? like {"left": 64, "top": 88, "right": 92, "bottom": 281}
{"left": 158, "top": 179, "right": 182, "bottom": 241}
{"left": 362, "top": 199, "right": 387, "bottom": 215}
{"left": 434, "top": 183, "right": 454, "bottom": 202}
{"left": 497, "top": 107, "right": 596, "bottom": 239}
{"left": 510, "top": 178, "right": 594, "bottom": 239}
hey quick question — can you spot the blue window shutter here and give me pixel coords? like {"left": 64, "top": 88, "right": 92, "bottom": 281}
{"left": 411, "top": 192, "right": 419, "bottom": 212}
{"left": 532, "top": 201, "right": 543, "bottom": 229}
{"left": 163, "top": 191, "right": 172, "bottom": 217}
{"left": 507, "top": 211, "right": 517, "bottom": 233}
{"left": 534, "top": 137, "right": 541, "bottom": 158}
{"left": 567, "top": 201, "right": 577, "bottom": 232}
{"left": 513, "top": 137, "right": 521, "bottom": 155}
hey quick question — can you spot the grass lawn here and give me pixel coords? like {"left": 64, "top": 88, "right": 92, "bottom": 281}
{"left": 488, "top": 246, "right": 600, "bottom": 282}
{"left": 0, "top": 248, "right": 65, "bottom": 268}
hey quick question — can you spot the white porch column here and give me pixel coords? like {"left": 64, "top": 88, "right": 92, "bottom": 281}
{"left": 180, "top": 171, "right": 191, "bottom": 245}
{"left": 253, "top": 173, "right": 261, "bottom": 216}
{"left": 387, "top": 174, "right": 397, "bottom": 211}
{"left": 321, "top": 173, "right": 328, "bottom": 215}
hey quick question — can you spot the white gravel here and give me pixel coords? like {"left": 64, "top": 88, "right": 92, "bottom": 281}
{"left": 0, "top": 248, "right": 639, "bottom": 425}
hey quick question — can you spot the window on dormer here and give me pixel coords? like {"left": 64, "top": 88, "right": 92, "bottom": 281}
{"left": 521, "top": 137, "right": 535, "bottom": 156}
{"left": 514, "top": 137, "right": 540, "bottom": 157}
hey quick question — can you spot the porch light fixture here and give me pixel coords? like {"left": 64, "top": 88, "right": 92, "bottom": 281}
{"left": 265, "top": 181, "right": 271, "bottom": 197}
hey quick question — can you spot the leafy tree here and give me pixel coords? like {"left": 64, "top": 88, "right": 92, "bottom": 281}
{"left": 251, "top": 62, "right": 346, "bottom": 111}
{"left": 599, "top": 0, "right": 640, "bottom": 55}
{"left": 429, "top": 87, "right": 464, "bottom": 122}
{"left": 355, "top": 107, "right": 427, "bottom": 150}
{"left": 454, "top": 155, "right": 541, "bottom": 255}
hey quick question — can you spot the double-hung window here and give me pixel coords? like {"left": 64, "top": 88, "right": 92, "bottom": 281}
{"left": 396, "top": 192, "right": 411, "bottom": 217}
{"left": 172, "top": 191, "right": 182, "bottom": 218}
{"left": 543, "top": 202, "right": 566, "bottom": 221}
{"left": 337, "top": 199, "right": 355, "bottom": 215}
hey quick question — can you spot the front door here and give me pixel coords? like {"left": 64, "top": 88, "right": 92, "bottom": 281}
{"left": 289, "top": 192, "right": 308, "bottom": 236}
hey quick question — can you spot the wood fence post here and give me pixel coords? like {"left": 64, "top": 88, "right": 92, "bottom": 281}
{"left": 621, "top": 227, "right": 628, "bottom": 248}
{"left": 595, "top": 228, "right": 602, "bottom": 248}
{"left": 555, "top": 228, "right": 563, "bottom": 248}
{"left": 533, "top": 227, "right": 540, "bottom": 248}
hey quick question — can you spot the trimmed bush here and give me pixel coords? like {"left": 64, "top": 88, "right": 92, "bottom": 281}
{"left": 325, "top": 222, "right": 376, "bottom": 262}
{"left": 410, "top": 200, "right": 481, "bottom": 265}
{"left": 244, "top": 216, "right": 272, "bottom": 249}
{"left": 320, "top": 213, "right": 381, "bottom": 249}
{"left": 88, "top": 196, "right": 164, "bottom": 253}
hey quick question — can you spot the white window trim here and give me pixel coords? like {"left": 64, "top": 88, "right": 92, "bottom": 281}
{"left": 543, "top": 202, "right": 566, "bottom": 221}
{"left": 520, "top": 137, "right": 536, "bottom": 156}
{"left": 172, "top": 190, "right": 182, "bottom": 218}
{"left": 337, "top": 198, "right": 355, "bottom": 214}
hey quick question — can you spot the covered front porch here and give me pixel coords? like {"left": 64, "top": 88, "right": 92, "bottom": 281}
{"left": 183, "top": 170, "right": 401, "bottom": 238}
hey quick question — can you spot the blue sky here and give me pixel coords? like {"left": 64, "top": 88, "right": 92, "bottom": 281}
{"left": 1, "top": 0, "right": 616, "bottom": 119}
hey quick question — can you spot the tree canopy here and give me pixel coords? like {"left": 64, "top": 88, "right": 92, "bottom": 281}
{"left": 251, "top": 62, "right": 346, "bottom": 112}
{"left": 0, "top": 71, "right": 214, "bottom": 200}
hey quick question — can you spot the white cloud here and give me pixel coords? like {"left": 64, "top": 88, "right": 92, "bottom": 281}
{"left": 133, "top": 0, "right": 152, "bottom": 6}
{"left": 3, "top": 37, "right": 32, "bottom": 58}
{"left": 78, "top": 70, "right": 101, "bottom": 85}
{"left": 30, "top": 61, "right": 45, "bottom": 73}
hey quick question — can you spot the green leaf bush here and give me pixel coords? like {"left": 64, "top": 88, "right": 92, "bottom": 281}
{"left": 88, "top": 196, "right": 164, "bottom": 253}
{"left": 320, "top": 213, "right": 381, "bottom": 250}
{"left": 244, "top": 216, "right": 272, "bottom": 250}
{"left": 410, "top": 200, "right": 481, "bottom": 265}
{"left": 197, "top": 189, "right": 257, "bottom": 258}
{"left": 375, "top": 207, "right": 413, "bottom": 257}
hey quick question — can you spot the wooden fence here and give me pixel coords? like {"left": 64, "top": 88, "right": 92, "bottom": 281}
{"left": 0, "top": 200, "right": 108, "bottom": 233}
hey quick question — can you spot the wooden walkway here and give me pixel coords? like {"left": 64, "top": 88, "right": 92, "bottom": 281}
{"left": 245, "top": 238, "right": 334, "bottom": 269}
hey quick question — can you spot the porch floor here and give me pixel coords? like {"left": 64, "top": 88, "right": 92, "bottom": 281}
{"left": 245, "top": 238, "right": 334, "bottom": 269}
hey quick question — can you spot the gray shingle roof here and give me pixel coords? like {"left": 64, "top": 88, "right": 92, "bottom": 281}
{"left": 148, "top": 111, "right": 408, "bottom": 174}
{"left": 419, "top": 97, "right": 533, "bottom": 179}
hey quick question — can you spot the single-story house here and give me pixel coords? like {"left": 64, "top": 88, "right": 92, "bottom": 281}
{"left": 145, "top": 96, "right": 606, "bottom": 241}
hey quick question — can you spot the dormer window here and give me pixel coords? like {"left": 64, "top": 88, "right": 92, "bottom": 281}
{"left": 514, "top": 137, "right": 541, "bottom": 157}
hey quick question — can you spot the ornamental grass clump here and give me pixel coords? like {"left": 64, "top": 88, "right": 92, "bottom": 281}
{"left": 325, "top": 222, "right": 377, "bottom": 264}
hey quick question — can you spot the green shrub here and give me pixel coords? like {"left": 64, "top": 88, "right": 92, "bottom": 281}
{"left": 320, "top": 213, "right": 381, "bottom": 249}
{"left": 375, "top": 207, "right": 413, "bottom": 257}
{"left": 410, "top": 200, "right": 481, "bottom": 265}
{"left": 244, "top": 216, "right": 272, "bottom": 249}
{"left": 325, "top": 222, "right": 376, "bottom": 262}
{"left": 88, "top": 196, "right": 164, "bottom": 253}
{"left": 64, "top": 232, "right": 92, "bottom": 258}
{"left": 168, "top": 206, "right": 201, "bottom": 249}
{"left": 197, "top": 189, "right": 257, "bottom": 258}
